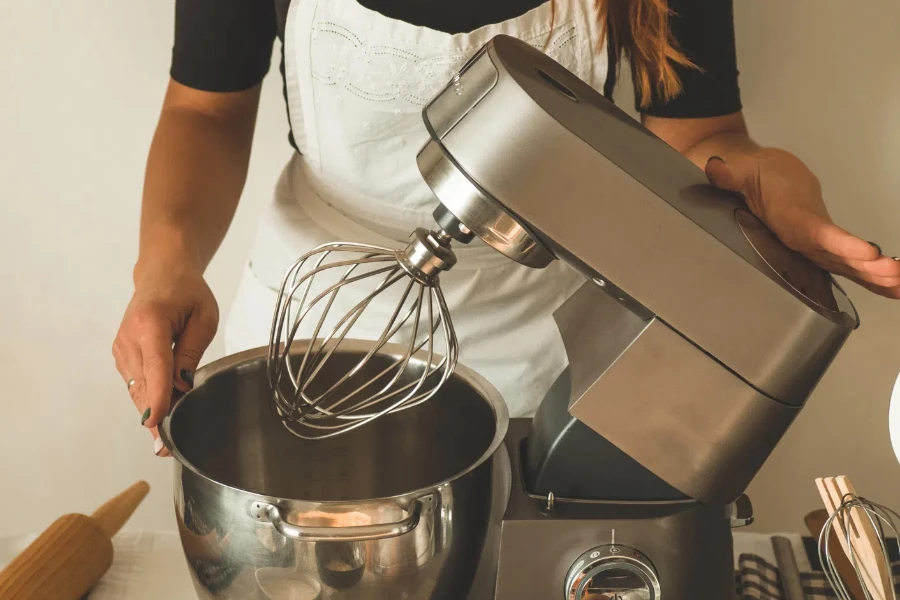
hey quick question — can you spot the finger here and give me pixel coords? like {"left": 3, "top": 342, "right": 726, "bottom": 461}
{"left": 705, "top": 157, "right": 742, "bottom": 193}
{"left": 115, "top": 326, "right": 174, "bottom": 455}
{"left": 136, "top": 317, "right": 176, "bottom": 430}
{"left": 173, "top": 306, "right": 218, "bottom": 393}
{"left": 114, "top": 335, "right": 148, "bottom": 415}
{"left": 148, "top": 425, "right": 172, "bottom": 458}
{"left": 846, "top": 255, "right": 900, "bottom": 279}
{"left": 844, "top": 276, "right": 900, "bottom": 300}
{"left": 845, "top": 271, "right": 900, "bottom": 289}
{"left": 814, "top": 264, "right": 900, "bottom": 298}
{"left": 807, "top": 220, "right": 881, "bottom": 262}
{"left": 112, "top": 336, "right": 137, "bottom": 394}
{"left": 813, "top": 253, "right": 900, "bottom": 287}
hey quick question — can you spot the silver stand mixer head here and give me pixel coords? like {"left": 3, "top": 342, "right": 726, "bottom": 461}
{"left": 416, "top": 34, "right": 859, "bottom": 507}
{"left": 266, "top": 229, "right": 460, "bottom": 440}
{"left": 408, "top": 34, "right": 860, "bottom": 600}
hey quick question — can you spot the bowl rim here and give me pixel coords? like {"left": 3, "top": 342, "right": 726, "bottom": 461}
{"left": 158, "top": 340, "right": 510, "bottom": 506}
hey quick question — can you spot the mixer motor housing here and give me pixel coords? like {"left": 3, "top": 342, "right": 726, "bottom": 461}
{"left": 418, "top": 35, "right": 859, "bottom": 600}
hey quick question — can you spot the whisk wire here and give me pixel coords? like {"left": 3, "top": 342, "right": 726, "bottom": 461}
{"left": 284, "top": 259, "right": 398, "bottom": 382}
{"left": 402, "top": 285, "right": 458, "bottom": 410}
{"left": 323, "top": 280, "right": 427, "bottom": 415}
{"left": 269, "top": 248, "right": 391, "bottom": 372}
{"left": 293, "top": 265, "right": 408, "bottom": 411}
{"left": 266, "top": 230, "right": 460, "bottom": 440}
{"left": 268, "top": 247, "right": 398, "bottom": 420}
{"left": 299, "top": 271, "right": 418, "bottom": 415}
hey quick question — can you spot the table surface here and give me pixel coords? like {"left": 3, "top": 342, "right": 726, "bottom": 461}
{"left": 0, "top": 530, "right": 811, "bottom": 600}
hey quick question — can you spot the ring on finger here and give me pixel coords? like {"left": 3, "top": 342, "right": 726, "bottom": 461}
{"left": 127, "top": 378, "right": 136, "bottom": 390}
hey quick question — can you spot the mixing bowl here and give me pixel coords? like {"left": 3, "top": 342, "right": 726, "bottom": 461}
{"left": 158, "top": 341, "right": 509, "bottom": 599}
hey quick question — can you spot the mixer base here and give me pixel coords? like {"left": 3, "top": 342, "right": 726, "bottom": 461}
{"left": 469, "top": 419, "right": 743, "bottom": 600}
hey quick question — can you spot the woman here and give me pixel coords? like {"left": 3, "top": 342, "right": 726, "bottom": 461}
{"left": 113, "top": 0, "right": 900, "bottom": 456}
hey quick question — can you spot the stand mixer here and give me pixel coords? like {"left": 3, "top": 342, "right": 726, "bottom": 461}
{"left": 412, "top": 34, "right": 859, "bottom": 599}
{"left": 238, "top": 33, "right": 863, "bottom": 600}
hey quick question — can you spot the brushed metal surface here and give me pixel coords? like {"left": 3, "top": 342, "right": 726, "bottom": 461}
{"left": 492, "top": 420, "right": 738, "bottom": 600}
{"left": 419, "top": 34, "right": 857, "bottom": 407}
{"left": 159, "top": 343, "right": 509, "bottom": 600}
{"left": 424, "top": 44, "right": 498, "bottom": 140}
{"left": 563, "top": 545, "right": 661, "bottom": 600}
{"left": 417, "top": 136, "right": 554, "bottom": 268}
{"left": 556, "top": 282, "right": 800, "bottom": 505}
{"left": 525, "top": 360, "right": 691, "bottom": 502}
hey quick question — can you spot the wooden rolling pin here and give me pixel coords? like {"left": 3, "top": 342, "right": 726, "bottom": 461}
{"left": 0, "top": 480, "right": 150, "bottom": 600}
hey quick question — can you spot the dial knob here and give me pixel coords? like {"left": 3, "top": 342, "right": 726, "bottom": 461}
{"left": 564, "top": 545, "right": 661, "bottom": 600}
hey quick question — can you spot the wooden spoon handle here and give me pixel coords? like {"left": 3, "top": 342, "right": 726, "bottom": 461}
{"left": 834, "top": 476, "right": 894, "bottom": 600}
{"left": 806, "top": 509, "right": 867, "bottom": 600}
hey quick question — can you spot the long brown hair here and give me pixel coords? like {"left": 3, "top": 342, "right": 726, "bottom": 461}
{"left": 594, "top": 0, "right": 697, "bottom": 109}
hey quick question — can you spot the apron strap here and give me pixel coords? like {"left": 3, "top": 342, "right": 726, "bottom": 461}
{"left": 284, "top": 0, "right": 323, "bottom": 172}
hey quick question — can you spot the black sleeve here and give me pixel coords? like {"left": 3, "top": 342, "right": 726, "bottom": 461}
{"left": 640, "top": 0, "right": 743, "bottom": 118}
{"left": 170, "top": 0, "right": 278, "bottom": 92}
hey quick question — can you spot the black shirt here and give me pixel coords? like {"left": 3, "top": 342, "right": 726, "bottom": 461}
{"left": 170, "top": 0, "right": 742, "bottom": 151}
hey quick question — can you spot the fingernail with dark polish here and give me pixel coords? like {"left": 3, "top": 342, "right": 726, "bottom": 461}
{"left": 181, "top": 369, "right": 194, "bottom": 387}
{"left": 868, "top": 241, "right": 883, "bottom": 256}
{"left": 708, "top": 155, "right": 726, "bottom": 164}
{"left": 141, "top": 407, "right": 151, "bottom": 426}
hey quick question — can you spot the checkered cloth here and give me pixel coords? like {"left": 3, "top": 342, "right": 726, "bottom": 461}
{"left": 735, "top": 552, "right": 900, "bottom": 599}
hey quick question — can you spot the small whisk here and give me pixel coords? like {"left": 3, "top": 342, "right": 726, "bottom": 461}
{"left": 816, "top": 476, "right": 900, "bottom": 600}
{"left": 266, "top": 227, "right": 461, "bottom": 440}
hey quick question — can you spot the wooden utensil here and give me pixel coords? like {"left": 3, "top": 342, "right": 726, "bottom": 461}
{"left": 815, "top": 475, "right": 895, "bottom": 600}
{"left": 806, "top": 508, "right": 866, "bottom": 600}
{"left": 0, "top": 480, "right": 150, "bottom": 600}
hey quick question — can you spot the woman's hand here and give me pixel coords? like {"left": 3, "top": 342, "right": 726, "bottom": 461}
{"left": 113, "top": 258, "right": 218, "bottom": 455}
{"left": 704, "top": 149, "right": 900, "bottom": 298}
{"left": 115, "top": 80, "right": 261, "bottom": 453}
{"left": 644, "top": 112, "right": 900, "bottom": 299}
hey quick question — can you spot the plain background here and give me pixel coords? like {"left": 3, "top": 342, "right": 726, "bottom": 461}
{"left": 1, "top": 1, "right": 898, "bottom": 537}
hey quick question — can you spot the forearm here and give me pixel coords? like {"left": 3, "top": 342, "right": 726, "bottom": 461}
{"left": 644, "top": 112, "right": 761, "bottom": 169}
{"left": 137, "top": 81, "right": 260, "bottom": 280}
{"left": 645, "top": 113, "right": 815, "bottom": 209}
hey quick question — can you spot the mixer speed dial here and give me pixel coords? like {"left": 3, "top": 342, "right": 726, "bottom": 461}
{"left": 564, "top": 545, "right": 660, "bottom": 600}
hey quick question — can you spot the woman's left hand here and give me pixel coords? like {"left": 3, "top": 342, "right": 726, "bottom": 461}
{"left": 704, "top": 149, "right": 900, "bottom": 298}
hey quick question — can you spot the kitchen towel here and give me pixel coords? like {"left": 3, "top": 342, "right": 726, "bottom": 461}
{"left": 736, "top": 553, "right": 900, "bottom": 599}
{"left": 4, "top": 530, "right": 896, "bottom": 599}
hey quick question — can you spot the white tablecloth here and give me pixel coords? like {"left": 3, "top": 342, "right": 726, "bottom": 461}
{"left": 0, "top": 531, "right": 806, "bottom": 599}
{"left": 0, "top": 530, "right": 195, "bottom": 600}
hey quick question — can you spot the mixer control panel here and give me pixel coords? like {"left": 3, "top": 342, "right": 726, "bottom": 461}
{"left": 564, "top": 545, "right": 660, "bottom": 600}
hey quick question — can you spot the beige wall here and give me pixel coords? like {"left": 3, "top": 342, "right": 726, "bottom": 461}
{"left": 1, "top": 0, "right": 898, "bottom": 536}
{"left": 733, "top": 1, "right": 900, "bottom": 531}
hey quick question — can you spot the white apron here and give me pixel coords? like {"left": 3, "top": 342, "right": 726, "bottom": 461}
{"left": 224, "top": 0, "right": 609, "bottom": 417}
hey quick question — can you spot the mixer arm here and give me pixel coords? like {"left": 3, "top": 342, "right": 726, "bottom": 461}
{"left": 417, "top": 38, "right": 855, "bottom": 407}
{"left": 416, "top": 34, "right": 859, "bottom": 506}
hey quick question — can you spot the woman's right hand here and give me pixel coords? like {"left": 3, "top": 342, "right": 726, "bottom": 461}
{"left": 116, "top": 79, "right": 263, "bottom": 453}
{"left": 113, "top": 258, "right": 219, "bottom": 455}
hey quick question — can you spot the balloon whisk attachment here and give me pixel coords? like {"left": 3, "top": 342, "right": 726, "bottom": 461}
{"left": 267, "top": 228, "right": 460, "bottom": 440}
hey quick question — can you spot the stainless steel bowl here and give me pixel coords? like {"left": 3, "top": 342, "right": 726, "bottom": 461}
{"left": 159, "top": 341, "right": 510, "bottom": 600}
